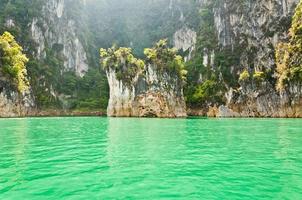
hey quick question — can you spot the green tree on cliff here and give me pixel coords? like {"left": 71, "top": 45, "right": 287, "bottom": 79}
{"left": 144, "top": 39, "right": 187, "bottom": 81}
{"left": 0, "top": 31, "right": 29, "bottom": 93}
{"left": 276, "top": 2, "right": 302, "bottom": 90}
{"left": 100, "top": 46, "right": 145, "bottom": 85}
{"left": 100, "top": 39, "right": 186, "bottom": 85}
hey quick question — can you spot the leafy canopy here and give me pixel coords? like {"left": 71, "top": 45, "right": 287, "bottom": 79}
{"left": 144, "top": 39, "right": 187, "bottom": 81}
{"left": 100, "top": 46, "right": 145, "bottom": 84}
{"left": 276, "top": 2, "right": 302, "bottom": 90}
{"left": 0, "top": 31, "right": 29, "bottom": 92}
{"left": 100, "top": 39, "right": 187, "bottom": 84}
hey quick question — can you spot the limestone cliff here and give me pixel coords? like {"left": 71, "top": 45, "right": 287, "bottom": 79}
{"left": 106, "top": 64, "right": 187, "bottom": 118}
{"left": 30, "top": 0, "right": 88, "bottom": 77}
{"left": 0, "top": 89, "right": 34, "bottom": 118}
{"left": 1, "top": 0, "right": 301, "bottom": 117}
{"left": 173, "top": 27, "right": 197, "bottom": 61}
{"left": 215, "top": 0, "right": 302, "bottom": 117}
{"left": 106, "top": 67, "right": 138, "bottom": 117}
{"left": 187, "top": 0, "right": 302, "bottom": 117}
{"left": 0, "top": 80, "right": 34, "bottom": 117}
{"left": 0, "top": 0, "right": 89, "bottom": 116}
{"left": 103, "top": 42, "right": 187, "bottom": 118}
{"left": 0, "top": 31, "right": 35, "bottom": 117}
{"left": 1, "top": 0, "right": 198, "bottom": 114}
{"left": 132, "top": 63, "right": 187, "bottom": 118}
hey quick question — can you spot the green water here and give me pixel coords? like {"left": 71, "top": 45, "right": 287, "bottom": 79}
{"left": 0, "top": 117, "right": 302, "bottom": 199}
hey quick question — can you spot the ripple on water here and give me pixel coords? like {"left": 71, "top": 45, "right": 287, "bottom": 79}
{"left": 0, "top": 117, "right": 302, "bottom": 199}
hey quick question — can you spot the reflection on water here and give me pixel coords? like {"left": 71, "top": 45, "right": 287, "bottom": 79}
{"left": 0, "top": 119, "right": 29, "bottom": 194}
{"left": 107, "top": 118, "right": 188, "bottom": 166}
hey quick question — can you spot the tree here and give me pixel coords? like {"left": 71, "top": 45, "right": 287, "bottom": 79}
{"left": 0, "top": 31, "right": 29, "bottom": 93}
{"left": 100, "top": 46, "right": 145, "bottom": 86}
{"left": 276, "top": 2, "right": 302, "bottom": 90}
{"left": 144, "top": 39, "right": 187, "bottom": 81}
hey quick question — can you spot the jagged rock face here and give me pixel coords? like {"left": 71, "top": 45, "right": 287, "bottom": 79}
{"left": 0, "top": 92, "right": 34, "bottom": 117}
{"left": 30, "top": 0, "right": 88, "bottom": 77}
{"left": 192, "top": 0, "right": 302, "bottom": 117}
{"left": 106, "top": 68, "right": 137, "bottom": 117}
{"left": 173, "top": 27, "right": 197, "bottom": 61}
{"left": 133, "top": 64, "right": 187, "bottom": 117}
{"left": 106, "top": 65, "right": 187, "bottom": 118}
{"left": 217, "top": 0, "right": 301, "bottom": 118}
{"left": 208, "top": 82, "right": 302, "bottom": 118}
{"left": 0, "top": 82, "right": 34, "bottom": 117}
{"left": 212, "top": 0, "right": 299, "bottom": 70}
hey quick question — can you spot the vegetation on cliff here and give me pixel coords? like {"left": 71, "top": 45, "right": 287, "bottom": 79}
{"left": 0, "top": 1, "right": 108, "bottom": 111}
{"left": 1, "top": 0, "right": 301, "bottom": 116}
{"left": 100, "top": 46, "right": 145, "bottom": 85}
{"left": 276, "top": 1, "right": 302, "bottom": 91}
{"left": 144, "top": 39, "right": 187, "bottom": 81}
{"left": 0, "top": 31, "right": 29, "bottom": 93}
{"left": 239, "top": 70, "right": 250, "bottom": 82}
{"left": 184, "top": 1, "right": 233, "bottom": 107}
{"left": 100, "top": 39, "right": 186, "bottom": 86}
{"left": 0, "top": 0, "right": 197, "bottom": 112}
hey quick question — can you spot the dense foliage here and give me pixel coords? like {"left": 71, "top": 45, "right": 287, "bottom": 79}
{"left": 0, "top": 0, "right": 109, "bottom": 111}
{"left": 0, "top": 31, "right": 29, "bottom": 93}
{"left": 0, "top": 0, "right": 198, "bottom": 111}
{"left": 100, "top": 39, "right": 186, "bottom": 88}
{"left": 144, "top": 39, "right": 187, "bottom": 81}
{"left": 276, "top": 1, "right": 302, "bottom": 90}
{"left": 184, "top": 0, "right": 280, "bottom": 107}
{"left": 2, "top": 0, "right": 299, "bottom": 113}
{"left": 184, "top": 1, "right": 233, "bottom": 107}
{"left": 100, "top": 46, "right": 145, "bottom": 85}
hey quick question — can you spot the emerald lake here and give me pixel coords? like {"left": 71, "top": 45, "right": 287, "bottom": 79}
{"left": 0, "top": 117, "right": 302, "bottom": 199}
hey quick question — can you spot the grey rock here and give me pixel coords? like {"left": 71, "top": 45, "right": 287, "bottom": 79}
{"left": 106, "top": 64, "right": 187, "bottom": 118}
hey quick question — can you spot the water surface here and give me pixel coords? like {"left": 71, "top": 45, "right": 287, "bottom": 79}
{"left": 0, "top": 117, "right": 302, "bottom": 199}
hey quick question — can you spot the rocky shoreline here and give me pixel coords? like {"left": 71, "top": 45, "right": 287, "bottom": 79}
{"left": 2, "top": 107, "right": 302, "bottom": 118}
{"left": 188, "top": 106, "right": 302, "bottom": 118}
{"left": 0, "top": 108, "right": 106, "bottom": 118}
